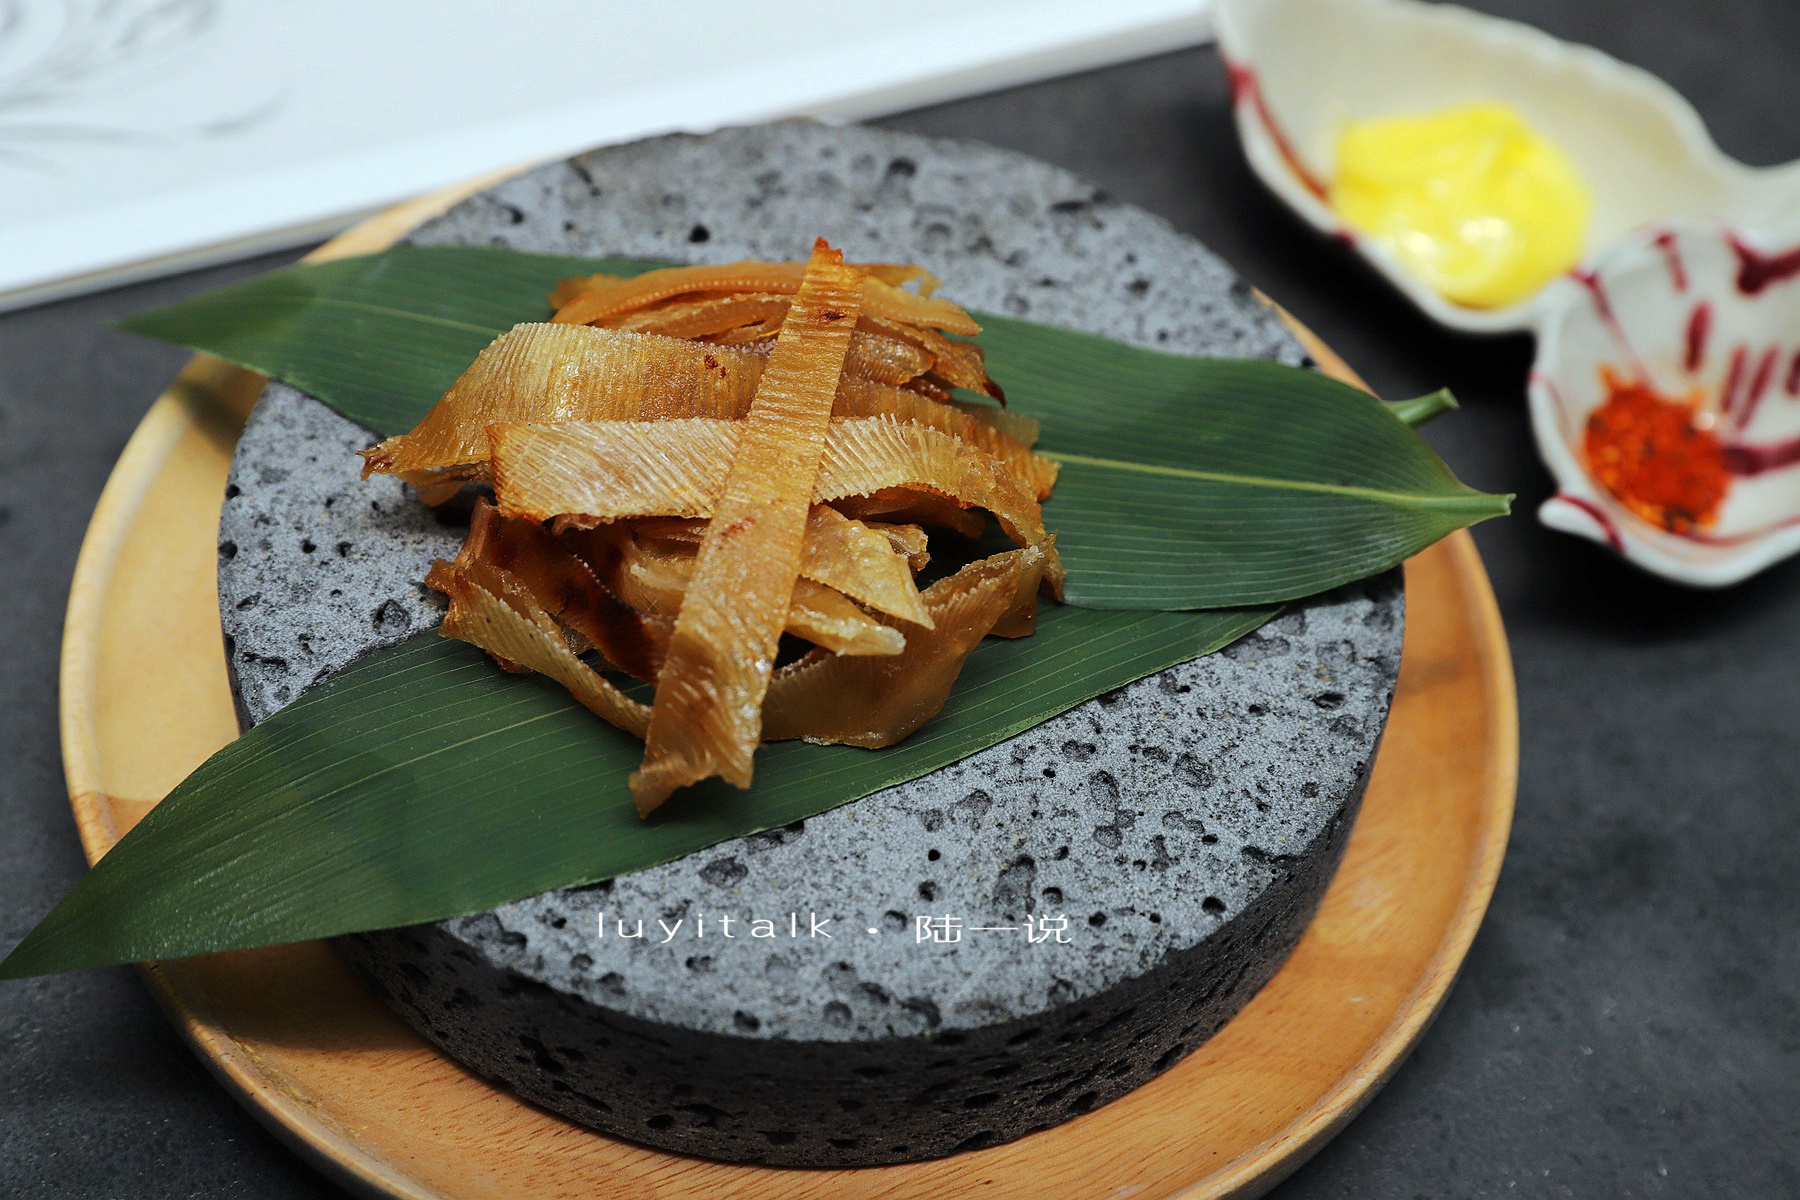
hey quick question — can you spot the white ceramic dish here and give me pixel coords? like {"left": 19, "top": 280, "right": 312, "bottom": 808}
{"left": 1213, "top": 0, "right": 1800, "bottom": 335}
{"left": 1217, "top": 0, "right": 1800, "bottom": 584}
{"left": 1531, "top": 219, "right": 1800, "bottom": 586}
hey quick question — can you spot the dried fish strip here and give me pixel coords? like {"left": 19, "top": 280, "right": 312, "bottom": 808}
{"left": 832, "top": 377, "right": 1056, "bottom": 498}
{"left": 591, "top": 530, "right": 907, "bottom": 659}
{"left": 439, "top": 499, "right": 662, "bottom": 680}
{"left": 437, "top": 555, "right": 651, "bottom": 739}
{"left": 373, "top": 243, "right": 1067, "bottom": 815}
{"left": 630, "top": 241, "right": 865, "bottom": 814}
{"left": 550, "top": 259, "right": 979, "bottom": 335}
{"left": 796, "top": 505, "right": 931, "bottom": 626}
{"left": 361, "top": 323, "right": 761, "bottom": 478}
{"left": 364, "top": 324, "right": 1048, "bottom": 496}
{"left": 949, "top": 397, "right": 1039, "bottom": 448}
{"left": 834, "top": 489, "right": 987, "bottom": 540}
{"left": 624, "top": 507, "right": 931, "bottom": 625}
{"left": 611, "top": 293, "right": 793, "bottom": 340}
{"left": 762, "top": 543, "right": 1053, "bottom": 747}
{"left": 489, "top": 416, "right": 1056, "bottom": 572}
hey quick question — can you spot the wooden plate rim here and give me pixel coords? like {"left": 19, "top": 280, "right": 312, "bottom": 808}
{"left": 55, "top": 170, "right": 1517, "bottom": 1200}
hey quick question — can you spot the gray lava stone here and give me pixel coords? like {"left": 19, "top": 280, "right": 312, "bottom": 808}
{"left": 216, "top": 121, "right": 1403, "bottom": 1166}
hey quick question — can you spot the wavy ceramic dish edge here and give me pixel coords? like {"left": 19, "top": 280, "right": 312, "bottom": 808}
{"left": 1216, "top": 0, "right": 1800, "bottom": 583}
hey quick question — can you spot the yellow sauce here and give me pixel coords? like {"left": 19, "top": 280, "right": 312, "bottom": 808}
{"left": 1329, "top": 103, "right": 1591, "bottom": 309}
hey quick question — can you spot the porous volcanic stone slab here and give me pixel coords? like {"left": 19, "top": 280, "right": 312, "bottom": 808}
{"left": 216, "top": 121, "right": 1403, "bottom": 1166}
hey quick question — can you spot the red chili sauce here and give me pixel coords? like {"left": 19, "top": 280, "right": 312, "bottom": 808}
{"left": 1583, "top": 366, "right": 1730, "bottom": 533}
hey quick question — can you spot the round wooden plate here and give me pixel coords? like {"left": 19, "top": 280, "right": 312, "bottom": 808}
{"left": 59, "top": 178, "right": 1517, "bottom": 1200}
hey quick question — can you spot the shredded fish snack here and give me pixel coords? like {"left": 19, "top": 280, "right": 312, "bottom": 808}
{"left": 362, "top": 239, "right": 1060, "bottom": 814}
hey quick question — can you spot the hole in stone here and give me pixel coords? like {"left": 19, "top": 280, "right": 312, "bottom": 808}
{"left": 918, "top": 881, "right": 937, "bottom": 901}
{"left": 518, "top": 1035, "right": 565, "bottom": 1075}
{"left": 372, "top": 599, "right": 409, "bottom": 632}
{"left": 1202, "top": 896, "right": 1226, "bottom": 916}
{"left": 1088, "top": 912, "right": 1107, "bottom": 927}
{"left": 1067, "top": 1090, "right": 1101, "bottom": 1114}
{"left": 645, "top": 1114, "right": 674, "bottom": 1131}
{"left": 568, "top": 1088, "right": 611, "bottom": 1113}
{"left": 902, "top": 997, "right": 942, "bottom": 1028}
{"left": 700, "top": 856, "right": 748, "bottom": 886}
{"left": 1042, "top": 887, "right": 1063, "bottom": 905}
{"left": 688, "top": 223, "right": 711, "bottom": 243}
{"left": 676, "top": 1102, "right": 729, "bottom": 1127}
{"left": 926, "top": 848, "right": 941, "bottom": 862}
{"left": 733, "top": 1010, "right": 761, "bottom": 1033}
{"left": 962, "top": 1092, "right": 1000, "bottom": 1110}
{"left": 760, "top": 1129, "right": 797, "bottom": 1146}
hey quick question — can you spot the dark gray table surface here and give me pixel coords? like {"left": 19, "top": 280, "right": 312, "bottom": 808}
{"left": 3, "top": 2, "right": 1795, "bottom": 1196}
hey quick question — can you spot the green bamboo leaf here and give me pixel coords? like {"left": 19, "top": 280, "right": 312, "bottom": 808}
{"left": 119, "top": 247, "right": 667, "bottom": 437}
{"left": 1385, "top": 387, "right": 1457, "bottom": 427}
{"left": 118, "top": 246, "right": 1508, "bottom": 610}
{"left": 0, "top": 246, "right": 1500, "bottom": 977}
{"left": 988, "top": 330, "right": 1499, "bottom": 608}
{"left": 0, "top": 604, "right": 1271, "bottom": 977}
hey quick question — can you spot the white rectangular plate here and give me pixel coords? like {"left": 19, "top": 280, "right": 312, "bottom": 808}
{"left": 0, "top": 0, "right": 1210, "bottom": 311}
